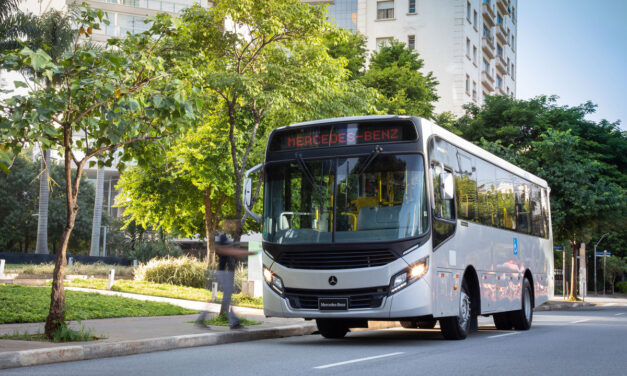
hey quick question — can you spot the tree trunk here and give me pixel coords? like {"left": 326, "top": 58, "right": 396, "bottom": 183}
{"left": 203, "top": 188, "right": 216, "bottom": 265}
{"left": 569, "top": 239, "right": 578, "bottom": 300}
{"left": 44, "top": 129, "right": 83, "bottom": 338}
{"left": 89, "top": 166, "right": 105, "bottom": 256}
{"left": 35, "top": 149, "right": 50, "bottom": 254}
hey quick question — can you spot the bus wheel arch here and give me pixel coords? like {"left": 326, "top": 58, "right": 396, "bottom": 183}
{"left": 524, "top": 269, "right": 535, "bottom": 308}
{"left": 463, "top": 266, "right": 481, "bottom": 329}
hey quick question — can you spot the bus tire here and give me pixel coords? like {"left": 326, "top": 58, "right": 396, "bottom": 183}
{"left": 492, "top": 312, "right": 512, "bottom": 330}
{"left": 509, "top": 278, "right": 533, "bottom": 330}
{"left": 416, "top": 319, "right": 437, "bottom": 329}
{"left": 400, "top": 320, "right": 417, "bottom": 329}
{"left": 440, "top": 282, "right": 472, "bottom": 340}
{"left": 316, "top": 319, "right": 349, "bottom": 339}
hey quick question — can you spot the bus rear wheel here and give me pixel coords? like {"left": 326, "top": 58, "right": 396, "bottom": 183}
{"left": 493, "top": 312, "right": 512, "bottom": 330}
{"left": 440, "top": 282, "right": 472, "bottom": 340}
{"left": 417, "top": 319, "right": 437, "bottom": 329}
{"left": 316, "top": 319, "right": 349, "bottom": 339}
{"left": 509, "top": 278, "right": 533, "bottom": 330}
{"left": 400, "top": 320, "right": 417, "bottom": 329}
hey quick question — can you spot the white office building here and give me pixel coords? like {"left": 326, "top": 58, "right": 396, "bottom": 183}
{"left": 310, "top": 0, "right": 518, "bottom": 116}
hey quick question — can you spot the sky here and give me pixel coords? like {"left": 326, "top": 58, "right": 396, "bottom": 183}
{"left": 517, "top": 0, "right": 627, "bottom": 129}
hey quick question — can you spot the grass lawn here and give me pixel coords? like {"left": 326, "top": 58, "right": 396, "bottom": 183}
{"left": 63, "top": 279, "right": 263, "bottom": 309}
{"left": 0, "top": 284, "right": 196, "bottom": 324}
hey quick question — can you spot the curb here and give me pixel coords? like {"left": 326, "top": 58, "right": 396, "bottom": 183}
{"left": 0, "top": 323, "right": 316, "bottom": 370}
{"left": 534, "top": 302, "right": 596, "bottom": 311}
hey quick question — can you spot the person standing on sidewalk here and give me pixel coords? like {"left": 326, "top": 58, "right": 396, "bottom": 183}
{"left": 196, "top": 221, "right": 257, "bottom": 329}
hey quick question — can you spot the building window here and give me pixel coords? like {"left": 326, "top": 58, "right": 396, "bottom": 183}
{"left": 472, "top": 81, "right": 477, "bottom": 100}
{"left": 497, "top": 13, "right": 503, "bottom": 25}
{"left": 511, "top": 34, "right": 515, "bottom": 50}
{"left": 507, "top": 57, "right": 510, "bottom": 74}
{"left": 466, "top": 38, "right": 470, "bottom": 58}
{"left": 482, "top": 58, "right": 489, "bottom": 73}
{"left": 377, "top": 1, "right": 394, "bottom": 20}
{"left": 511, "top": 63, "right": 515, "bottom": 80}
{"left": 466, "top": 75, "right": 470, "bottom": 94}
{"left": 376, "top": 37, "right": 392, "bottom": 50}
{"left": 473, "top": 46, "right": 477, "bottom": 64}
{"left": 496, "top": 75, "right": 502, "bottom": 89}
{"left": 473, "top": 10, "right": 478, "bottom": 29}
{"left": 496, "top": 43, "right": 503, "bottom": 58}
{"left": 408, "top": 35, "right": 415, "bottom": 49}
{"left": 482, "top": 91, "right": 487, "bottom": 104}
{"left": 409, "top": 0, "right": 416, "bottom": 14}
{"left": 466, "top": 1, "right": 471, "bottom": 21}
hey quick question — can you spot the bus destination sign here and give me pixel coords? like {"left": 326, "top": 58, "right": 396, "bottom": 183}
{"left": 270, "top": 121, "right": 417, "bottom": 151}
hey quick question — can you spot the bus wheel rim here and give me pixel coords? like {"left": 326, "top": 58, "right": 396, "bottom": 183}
{"left": 459, "top": 291, "right": 471, "bottom": 329}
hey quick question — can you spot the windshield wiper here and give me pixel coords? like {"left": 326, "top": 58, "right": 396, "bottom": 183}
{"left": 355, "top": 145, "right": 383, "bottom": 177}
{"left": 344, "top": 145, "right": 383, "bottom": 201}
{"left": 295, "top": 153, "right": 324, "bottom": 199}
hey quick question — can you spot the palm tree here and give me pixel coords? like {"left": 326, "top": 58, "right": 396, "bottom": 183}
{"left": 6, "top": 9, "right": 76, "bottom": 254}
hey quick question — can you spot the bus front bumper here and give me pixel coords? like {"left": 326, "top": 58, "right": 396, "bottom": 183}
{"left": 262, "top": 276, "right": 433, "bottom": 320}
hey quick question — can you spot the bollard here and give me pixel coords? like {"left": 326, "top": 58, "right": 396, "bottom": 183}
{"left": 108, "top": 269, "right": 116, "bottom": 290}
{"left": 211, "top": 282, "right": 218, "bottom": 302}
{"left": 133, "top": 260, "right": 138, "bottom": 267}
{"left": 68, "top": 257, "right": 73, "bottom": 266}
{"left": 0, "top": 259, "right": 4, "bottom": 279}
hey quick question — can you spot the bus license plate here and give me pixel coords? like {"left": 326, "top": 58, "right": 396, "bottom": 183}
{"left": 319, "top": 298, "right": 348, "bottom": 310}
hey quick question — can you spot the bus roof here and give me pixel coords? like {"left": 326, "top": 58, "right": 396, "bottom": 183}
{"left": 270, "top": 115, "right": 549, "bottom": 189}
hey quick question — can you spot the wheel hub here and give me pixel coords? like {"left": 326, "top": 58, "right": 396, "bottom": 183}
{"left": 459, "top": 291, "right": 471, "bottom": 329}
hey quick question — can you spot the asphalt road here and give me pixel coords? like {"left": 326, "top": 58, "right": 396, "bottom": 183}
{"left": 3, "top": 305, "right": 626, "bottom": 376}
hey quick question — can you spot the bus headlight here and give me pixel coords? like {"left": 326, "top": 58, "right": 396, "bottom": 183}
{"left": 390, "top": 256, "right": 429, "bottom": 294}
{"left": 263, "top": 266, "right": 284, "bottom": 296}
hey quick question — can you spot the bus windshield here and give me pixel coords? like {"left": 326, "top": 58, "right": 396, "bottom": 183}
{"left": 263, "top": 154, "right": 428, "bottom": 244}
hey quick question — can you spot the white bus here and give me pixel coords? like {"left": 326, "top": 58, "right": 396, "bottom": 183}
{"left": 244, "top": 116, "right": 553, "bottom": 340}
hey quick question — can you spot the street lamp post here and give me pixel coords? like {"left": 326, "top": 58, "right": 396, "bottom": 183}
{"left": 594, "top": 231, "right": 612, "bottom": 295}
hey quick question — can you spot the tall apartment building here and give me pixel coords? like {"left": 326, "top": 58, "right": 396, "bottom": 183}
{"left": 311, "top": 0, "right": 518, "bottom": 116}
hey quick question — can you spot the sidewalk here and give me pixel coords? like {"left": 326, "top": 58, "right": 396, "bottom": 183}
{"left": 2, "top": 290, "right": 625, "bottom": 370}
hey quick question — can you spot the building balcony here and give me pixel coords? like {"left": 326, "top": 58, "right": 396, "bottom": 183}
{"left": 496, "top": 0, "right": 509, "bottom": 16}
{"left": 482, "top": 9, "right": 495, "bottom": 27}
{"left": 482, "top": 0, "right": 496, "bottom": 19}
{"left": 496, "top": 86, "right": 506, "bottom": 96}
{"left": 496, "top": 23, "right": 508, "bottom": 44}
{"left": 481, "top": 71, "right": 494, "bottom": 91}
{"left": 495, "top": 54, "right": 507, "bottom": 74}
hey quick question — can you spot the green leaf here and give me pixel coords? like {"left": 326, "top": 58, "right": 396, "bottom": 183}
{"left": 13, "top": 81, "right": 28, "bottom": 89}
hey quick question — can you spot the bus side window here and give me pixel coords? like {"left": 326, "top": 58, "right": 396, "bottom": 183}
{"left": 432, "top": 163, "right": 455, "bottom": 220}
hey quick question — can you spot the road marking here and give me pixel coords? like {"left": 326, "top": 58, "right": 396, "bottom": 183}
{"left": 314, "top": 352, "right": 404, "bottom": 369}
{"left": 570, "top": 319, "right": 590, "bottom": 324}
{"left": 488, "top": 332, "right": 520, "bottom": 339}
{"left": 616, "top": 313, "right": 625, "bottom": 316}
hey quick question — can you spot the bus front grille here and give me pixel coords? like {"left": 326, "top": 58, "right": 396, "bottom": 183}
{"left": 285, "top": 287, "right": 388, "bottom": 310}
{"left": 277, "top": 249, "right": 397, "bottom": 270}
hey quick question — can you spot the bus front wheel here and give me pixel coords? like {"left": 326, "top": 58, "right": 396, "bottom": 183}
{"left": 316, "top": 319, "right": 349, "bottom": 339}
{"left": 440, "top": 282, "right": 472, "bottom": 340}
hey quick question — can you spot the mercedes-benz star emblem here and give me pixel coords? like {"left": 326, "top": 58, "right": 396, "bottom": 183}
{"left": 328, "top": 276, "right": 338, "bottom": 286}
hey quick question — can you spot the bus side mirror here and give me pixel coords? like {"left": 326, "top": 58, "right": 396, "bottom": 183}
{"left": 442, "top": 172, "right": 455, "bottom": 201}
{"left": 243, "top": 164, "right": 263, "bottom": 223}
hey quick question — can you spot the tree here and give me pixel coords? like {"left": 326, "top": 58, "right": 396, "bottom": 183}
{"left": 322, "top": 27, "right": 367, "bottom": 79}
{"left": 359, "top": 40, "right": 439, "bottom": 118}
{"left": 604, "top": 256, "right": 627, "bottom": 294}
{"left": 172, "top": 1, "right": 375, "bottom": 240}
{"left": 0, "top": 153, "right": 96, "bottom": 253}
{"left": 461, "top": 96, "right": 627, "bottom": 300}
{"left": 0, "top": 8, "right": 194, "bottom": 337}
